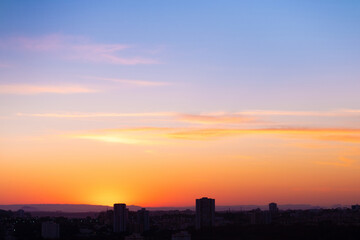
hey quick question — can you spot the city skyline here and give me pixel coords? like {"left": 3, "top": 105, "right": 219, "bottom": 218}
{"left": 1, "top": 1, "right": 360, "bottom": 207}
{"left": 3, "top": 198, "right": 360, "bottom": 239}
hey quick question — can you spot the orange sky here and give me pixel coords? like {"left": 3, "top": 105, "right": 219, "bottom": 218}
{"left": 1, "top": 1, "right": 360, "bottom": 207}
{"left": 1, "top": 113, "right": 360, "bottom": 206}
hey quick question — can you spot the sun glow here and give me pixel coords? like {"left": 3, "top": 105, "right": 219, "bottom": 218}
{"left": 86, "top": 188, "right": 130, "bottom": 207}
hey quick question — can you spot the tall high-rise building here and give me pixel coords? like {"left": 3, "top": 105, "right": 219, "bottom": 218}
{"left": 269, "top": 202, "right": 279, "bottom": 214}
{"left": 114, "top": 203, "right": 128, "bottom": 233}
{"left": 41, "top": 221, "right": 60, "bottom": 239}
{"left": 137, "top": 208, "right": 150, "bottom": 232}
{"left": 196, "top": 197, "right": 215, "bottom": 230}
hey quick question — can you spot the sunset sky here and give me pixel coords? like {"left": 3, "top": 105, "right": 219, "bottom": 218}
{"left": 1, "top": 0, "right": 360, "bottom": 207}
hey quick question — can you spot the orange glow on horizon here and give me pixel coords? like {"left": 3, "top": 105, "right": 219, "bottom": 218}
{"left": 1, "top": 127, "right": 359, "bottom": 206}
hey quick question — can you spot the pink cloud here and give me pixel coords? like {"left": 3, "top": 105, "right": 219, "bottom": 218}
{"left": 178, "top": 113, "right": 255, "bottom": 124}
{"left": 0, "top": 62, "right": 12, "bottom": 68}
{"left": 96, "top": 54, "right": 159, "bottom": 65}
{"left": 83, "top": 76, "right": 170, "bottom": 86}
{"left": 14, "top": 34, "right": 71, "bottom": 51}
{"left": 17, "top": 112, "right": 175, "bottom": 118}
{"left": 0, "top": 84, "right": 97, "bottom": 95}
{"left": 239, "top": 110, "right": 360, "bottom": 117}
{"left": 0, "top": 34, "right": 158, "bottom": 65}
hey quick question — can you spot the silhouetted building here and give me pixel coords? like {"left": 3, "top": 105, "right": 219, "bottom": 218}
{"left": 137, "top": 208, "right": 150, "bottom": 232}
{"left": 351, "top": 204, "right": 360, "bottom": 211}
{"left": 98, "top": 209, "right": 113, "bottom": 225}
{"left": 196, "top": 197, "right": 215, "bottom": 230}
{"left": 15, "top": 209, "right": 25, "bottom": 218}
{"left": 269, "top": 202, "right": 279, "bottom": 214}
{"left": 41, "top": 221, "right": 60, "bottom": 239}
{"left": 172, "top": 231, "right": 191, "bottom": 240}
{"left": 114, "top": 203, "right": 128, "bottom": 233}
{"left": 250, "top": 209, "right": 272, "bottom": 225}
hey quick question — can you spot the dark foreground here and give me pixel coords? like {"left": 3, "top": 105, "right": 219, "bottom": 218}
{"left": 1, "top": 208, "right": 360, "bottom": 240}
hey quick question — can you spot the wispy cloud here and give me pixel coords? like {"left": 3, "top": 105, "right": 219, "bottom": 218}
{"left": 315, "top": 156, "right": 356, "bottom": 167}
{"left": 178, "top": 113, "right": 255, "bottom": 124}
{"left": 239, "top": 109, "right": 360, "bottom": 117}
{"left": 0, "top": 62, "right": 12, "bottom": 68}
{"left": 179, "top": 110, "right": 360, "bottom": 124}
{"left": 83, "top": 76, "right": 170, "bottom": 86}
{"left": 0, "top": 34, "right": 159, "bottom": 65}
{"left": 72, "top": 134, "right": 144, "bottom": 144}
{"left": 62, "top": 127, "right": 360, "bottom": 144}
{"left": 318, "top": 134, "right": 360, "bottom": 143}
{"left": 16, "top": 109, "right": 360, "bottom": 127}
{"left": 167, "top": 128, "right": 360, "bottom": 142}
{"left": 66, "top": 127, "right": 168, "bottom": 145}
{"left": 0, "top": 84, "right": 97, "bottom": 95}
{"left": 342, "top": 109, "right": 360, "bottom": 114}
{"left": 16, "top": 111, "right": 255, "bottom": 124}
{"left": 17, "top": 112, "right": 175, "bottom": 118}
{"left": 18, "top": 111, "right": 254, "bottom": 122}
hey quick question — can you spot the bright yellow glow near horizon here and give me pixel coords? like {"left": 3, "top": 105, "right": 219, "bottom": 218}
{"left": 1, "top": 126, "right": 359, "bottom": 206}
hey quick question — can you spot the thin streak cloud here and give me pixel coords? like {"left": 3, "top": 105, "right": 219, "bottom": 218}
{"left": 167, "top": 128, "right": 360, "bottom": 141}
{"left": 16, "top": 110, "right": 360, "bottom": 125}
{"left": 17, "top": 112, "right": 176, "bottom": 118}
{"left": 315, "top": 156, "right": 356, "bottom": 167}
{"left": 0, "top": 84, "right": 97, "bottom": 95}
{"left": 72, "top": 134, "right": 144, "bottom": 144}
{"left": 0, "top": 62, "right": 11, "bottom": 68}
{"left": 66, "top": 127, "right": 168, "bottom": 145}
{"left": 83, "top": 76, "right": 170, "bottom": 86}
{"left": 178, "top": 113, "right": 255, "bottom": 124}
{"left": 239, "top": 110, "right": 360, "bottom": 117}
{"left": 64, "top": 127, "right": 360, "bottom": 144}
{"left": 0, "top": 34, "right": 159, "bottom": 65}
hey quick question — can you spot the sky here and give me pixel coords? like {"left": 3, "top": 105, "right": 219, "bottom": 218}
{"left": 0, "top": 0, "right": 360, "bottom": 207}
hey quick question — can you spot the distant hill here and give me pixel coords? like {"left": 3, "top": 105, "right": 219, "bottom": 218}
{"left": 0, "top": 204, "right": 113, "bottom": 212}
{"left": 0, "top": 204, "right": 349, "bottom": 213}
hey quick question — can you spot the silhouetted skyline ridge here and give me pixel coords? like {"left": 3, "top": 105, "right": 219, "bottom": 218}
{"left": 0, "top": 204, "right": 352, "bottom": 213}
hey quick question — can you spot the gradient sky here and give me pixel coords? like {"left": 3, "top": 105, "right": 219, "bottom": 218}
{"left": 1, "top": 0, "right": 360, "bottom": 207}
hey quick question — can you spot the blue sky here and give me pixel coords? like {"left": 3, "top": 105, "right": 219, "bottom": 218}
{"left": 1, "top": 0, "right": 359, "bottom": 113}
